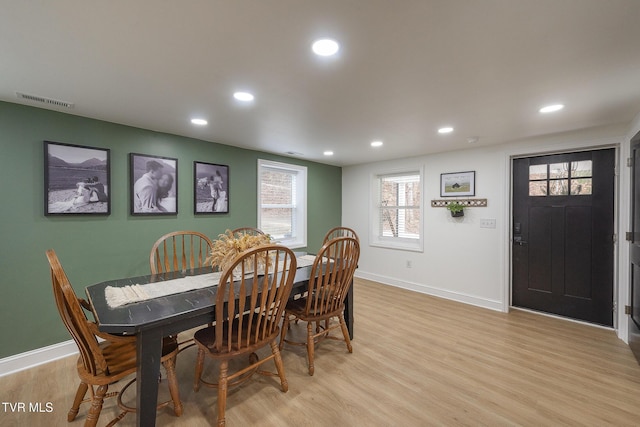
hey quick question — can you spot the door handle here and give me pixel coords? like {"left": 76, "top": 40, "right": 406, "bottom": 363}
{"left": 513, "top": 236, "right": 528, "bottom": 246}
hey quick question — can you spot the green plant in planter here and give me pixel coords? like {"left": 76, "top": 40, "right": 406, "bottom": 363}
{"left": 446, "top": 201, "right": 465, "bottom": 217}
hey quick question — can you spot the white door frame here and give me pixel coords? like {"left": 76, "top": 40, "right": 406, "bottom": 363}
{"left": 502, "top": 136, "right": 627, "bottom": 341}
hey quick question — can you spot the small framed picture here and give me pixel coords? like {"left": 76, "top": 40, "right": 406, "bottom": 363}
{"left": 44, "top": 141, "right": 111, "bottom": 216}
{"left": 194, "top": 161, "right": 229, "bottom": 214}
{"left": 440, "top": 171, "right": 476, "bottom": 197}
{"left": 130, "top": 153, "right": 178, "bottom": 215}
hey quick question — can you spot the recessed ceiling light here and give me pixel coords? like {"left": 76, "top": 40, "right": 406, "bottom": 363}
{"left": 323, "top": 150, "right": 334, "bottom": 156}
{"left": 539, "top": 104, "right": 564, "bottom": 113}
{"left": 233, "top": 91, "right": 255, "bottom": 102}
{"left": 191, "top": 118, "right": 208, "bottom": 126}
{"left": 438, "top": 127, "right": 454, "bottom": 134}
{"left": 312, "top": 39, "right": 340, "bottom": 56}
{"left": 371, "top": 141, "right": 383, "bottom": 147}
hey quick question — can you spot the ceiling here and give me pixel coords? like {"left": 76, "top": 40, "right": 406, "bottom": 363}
{"left": 2, "top": 0, "right": 640, "bottom": 166}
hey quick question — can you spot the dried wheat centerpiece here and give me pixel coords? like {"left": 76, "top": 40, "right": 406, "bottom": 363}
{"left": 209, "top": 229, "right": 273, "bottom": 274}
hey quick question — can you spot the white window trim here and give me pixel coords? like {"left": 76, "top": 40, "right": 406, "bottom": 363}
{"left": 257, "top": 159, "right": 307, "bottom": 249}
{"left": 369, "top": 166, "right": 424, "bottom": 252}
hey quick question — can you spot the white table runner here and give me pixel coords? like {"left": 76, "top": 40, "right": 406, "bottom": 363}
{"left": 104, "top": 255, "right": 317, "bottom": 308}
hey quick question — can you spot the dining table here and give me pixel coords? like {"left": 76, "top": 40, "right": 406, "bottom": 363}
{"left": 85, "top": 257, "right": 354, "bottom": 427}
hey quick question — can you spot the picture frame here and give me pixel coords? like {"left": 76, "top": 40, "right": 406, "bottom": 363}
{"left": 194, "top": 161, "right": 229, "bottom": 214}
{"left": 130, "top": 153, "right": 178, "bottom": 215}
{"left": 440, "top": 171, "right": 476, "bottom": 197}
{"left": 44, "top": 141, "right": 111, "bottom": 216}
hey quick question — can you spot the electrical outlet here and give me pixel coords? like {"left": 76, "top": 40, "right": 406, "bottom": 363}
{"left": 406, "top": 260, "right": 412, "bottom": 268}
{"left": 480, "top": 218, "right": 496, "bottom": 229}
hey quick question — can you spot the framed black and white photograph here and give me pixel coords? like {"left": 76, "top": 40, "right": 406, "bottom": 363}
{"left": 130, "top": 153, "right": 178, "bottom": 215}
{"left": 44, "top": 141, "right": 110, "bottom": 216}
{"left": 194, "top": 161, "right": 229, "bottom": 214}
{"left": 440, "top": 171, "right": 476, "bottom": 197}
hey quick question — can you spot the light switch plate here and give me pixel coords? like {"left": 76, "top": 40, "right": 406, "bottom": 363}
{"left": 480, "top": 218, "right": 496, "bottom": 228}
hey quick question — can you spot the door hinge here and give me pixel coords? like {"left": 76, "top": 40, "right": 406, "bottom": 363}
{"left": 627, "top": 232, "right": 634, "bottom": 242}
{"left": 613, "top": 234, "right": 617, "bottom": 243}
{"left": 625, "top": 305, "right": 632, "bottom": 315}
{"left": 627, "top": 157, "right": 633, "bottom": 167}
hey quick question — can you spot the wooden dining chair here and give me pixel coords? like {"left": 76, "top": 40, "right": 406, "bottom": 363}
{"left": 150, "top": 231, "right": 215, "bottom": 349}
{"left": 46, "top": 249, "right": 183, "bottom": 427}
{"left": 230, "top": 227, "right": 266, "bottom": 237}
{"left": 322, "top": 227, "right": 359, "bottom": 261}
{"left": 149, "top": 230, "right": 214, "bottom": 274}
{"left": 193, "top": 244, "right": 297, "bottom": 426}
{"left": 322, "top": 226, "right": 359, "bottom": 244}
{"left": 279, "top": 236, "right": 360, "bottom": 375}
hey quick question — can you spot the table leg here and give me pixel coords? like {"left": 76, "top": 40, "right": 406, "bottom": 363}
{"left": 344, "top": 280, "right": 354, "bottom": 339}
{"left": 136, "top": 329, "right": 163, "bottom": 427}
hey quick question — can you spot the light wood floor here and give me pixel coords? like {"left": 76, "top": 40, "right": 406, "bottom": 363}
{"left": 3, "top": 278, "right": 640, "bottom": 427}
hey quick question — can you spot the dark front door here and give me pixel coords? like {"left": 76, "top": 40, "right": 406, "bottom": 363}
{"left": 629, "top": 134, "right": 640, "bottom": 363}
{"left": 512, "top": 149, "right": 615, "bottom": 326}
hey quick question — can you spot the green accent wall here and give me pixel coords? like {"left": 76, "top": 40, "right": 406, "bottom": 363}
{"left": 0, "top": 101, "right": 342, "bottom": 359}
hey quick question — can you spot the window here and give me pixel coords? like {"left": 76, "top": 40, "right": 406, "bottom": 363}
{"left": 528, "top": 161, "right": 592, "bottom": 196}
{"left": 370, "top": 168, "right": 423, "bottom": 251}
{"left": 258, "top": 159, "right": 307, "bottom": 248}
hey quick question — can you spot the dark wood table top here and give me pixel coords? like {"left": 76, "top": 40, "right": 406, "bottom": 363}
{"left": 86, "top": 265, "right": 313, "bottom": 335}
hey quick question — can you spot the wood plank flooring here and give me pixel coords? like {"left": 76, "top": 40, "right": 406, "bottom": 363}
{"left": 2, "top": 278, "right": 639, "bottom": 426}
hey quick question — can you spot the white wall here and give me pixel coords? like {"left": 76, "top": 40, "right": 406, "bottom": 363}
{"left": 343, "top": 122, "right": 632, "bottom": 340}
{"left": 344, "top": 145, "right": 506, "bottom": 311}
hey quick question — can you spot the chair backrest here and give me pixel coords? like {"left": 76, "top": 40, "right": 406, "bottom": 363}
{"left": 306, "top": 237, "right": 360, "bottom": 317}
{"left": 230, "top": 227, "right": 266, "bottom": 237}
{"left": 46, "top": 249, "right": 107, "bottom": 376}
{"left": 322, "top": 227, "right": 359, "bottom": 260}
{"left": 322, "top": 227, "right": 359, "bottom": 245}
{"left": 214, "top": 245, "right": 296, "bottom": 354}
{"left": 150, "top": 231, "right": 214, "bottom": 274}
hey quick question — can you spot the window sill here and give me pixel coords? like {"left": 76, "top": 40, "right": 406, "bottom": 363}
{"left": 370, "top": 239, "right": 423, "bottom": 252}
{"left": 275, "top": 239, "right": 306, "bottom": 250}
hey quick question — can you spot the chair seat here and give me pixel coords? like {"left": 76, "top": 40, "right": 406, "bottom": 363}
{"left": 76, "top": 336, "right": 179, "bottom": 385}
{"left": 284, "top": 297, "right": 344, "bottom": 320}
{"left": 194, "top": 313, "right": 280, "bottom": 357}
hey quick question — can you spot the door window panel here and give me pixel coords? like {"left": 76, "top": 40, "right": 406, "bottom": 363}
{"left": 569, "top": 160, "right": 592, "bottom": 195}
{"left": 571, "top": 178, "right": 592, "bottom": 195}
{"left": 572, "top": 160, "right": 592, "bottom": 177}
{"left": 529, "top": 164, "right": 547, "bottom": 180}
{"left": 549, "top": 163, "right": 569, "bottom": 179}
{"left": 529, "top": 181, "right": 547, "bottom": 196}
{"left": 549, "top": 179, "right": 569, "bottom": 196}
{"left": 528, "top": 160, "right": 593, "bottom": 197}
{"left": 529, "top": 164, "right": 547, "bottom": 196}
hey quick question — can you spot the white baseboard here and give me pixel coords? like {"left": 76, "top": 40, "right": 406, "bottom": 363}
{"left": 355, "top": 271, "right": 504, "bottom": 312}
{"left": 0, "top": 340, "right": 77, "bottom": 377}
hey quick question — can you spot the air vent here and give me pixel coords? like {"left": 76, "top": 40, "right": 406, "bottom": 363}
{"left": 16, "top": 92, "right": 74, "bottom": 109}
